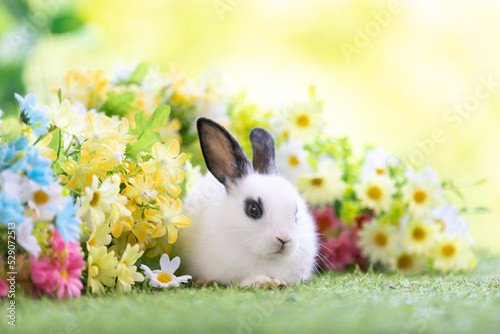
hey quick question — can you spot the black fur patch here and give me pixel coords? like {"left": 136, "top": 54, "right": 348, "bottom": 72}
{"left": 249, "top": 127, "right": 278, "bottom": 175}
{"left": 197, "top": 117, "right": 252, "bottom": 187}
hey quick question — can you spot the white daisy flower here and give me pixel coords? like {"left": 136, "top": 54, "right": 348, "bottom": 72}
{"left": 402, "top": 167, "right": 443, "bottom": 217}
{"left": 17, "top": 218, "right": 41, "bottom": 257}
{"left": 276, "top": 139, "right": 311, "bottom": 182}
{"left": 355, "top": 173, "right": 395, "bottom": 213}
{"left": 284, "top": 101, "right": 322, "bottom": 140}
{"left": 140, "top": 253, "right": 192, "bottom": 288}
{"left": 432, "top": 235, "right": 469, "bottom": 272}
{"left": 391, "top": 251, "right": 427, "bottom": 274}
{"left": 0, "top": 170, "right": 30, "bottom": 200}
{"left": 361, "top": 148, "right": 391, "bottom": 179}
{"left": 358, "top": 219, "right": 400, "bottom": 266}
{"left": 25, "top": 180, "right": 66, "bottom": 221}
{"left": 295, "top": 158, "right": 346, "bottom": 206}
{"left": 431, "top": 203, "right": 469, "bottom": 237}
{"left": 402, "top": 218, "right": 439, "bottom": 255}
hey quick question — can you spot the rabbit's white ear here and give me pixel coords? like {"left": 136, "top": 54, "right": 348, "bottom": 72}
{"left": 197, "top": 117, "right": 252, "bottom": 186}
{"left": 249, "top": 127, "right": 278, "bottom": 175}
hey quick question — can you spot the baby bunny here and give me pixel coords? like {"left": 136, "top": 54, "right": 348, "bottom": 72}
{"left": 176, "top": 117, "right": 318, "bottom": 287}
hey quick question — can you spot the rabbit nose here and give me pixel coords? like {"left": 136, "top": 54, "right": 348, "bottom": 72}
{"left": 276, "top": 237, "right": 291, "bottom": 245}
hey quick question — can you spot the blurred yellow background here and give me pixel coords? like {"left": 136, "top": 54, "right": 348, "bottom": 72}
{"left": 2, "top": 0, "right": 498, "bottom": 251}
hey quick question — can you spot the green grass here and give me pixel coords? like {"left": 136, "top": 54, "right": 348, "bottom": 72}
{"left": 2, "top": 252, "right": 499, "bottom": 334}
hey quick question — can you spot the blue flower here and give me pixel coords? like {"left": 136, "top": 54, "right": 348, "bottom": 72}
{"left": 54, "top": 195, "right": 82, "bottom": 243}
{"left": 0, "top": 136, "right": 29, "bottom": 172}
{"left": 15, "top": 93, "right": 49, "bottom": 137}
{"left": 24, "top": 146, "right": 53, "bottom": 186}
{"left": 0, "top": 190, "right": 25, "bottom": 226}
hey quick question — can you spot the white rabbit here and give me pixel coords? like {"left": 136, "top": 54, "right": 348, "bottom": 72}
{"left": 176, "top": 117, "right": 318, "bottom": 287}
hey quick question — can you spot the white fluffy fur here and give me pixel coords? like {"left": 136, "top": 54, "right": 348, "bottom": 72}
{"left": 176, "top": 172, "right": 318, "bottom": 287}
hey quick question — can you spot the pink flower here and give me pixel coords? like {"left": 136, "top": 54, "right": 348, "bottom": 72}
{"left": 313, "top": 207, "right": 343, "bottom": 234}
{"left": 0, "top": 279, "right": 7, "bottom": 300}
{"left": 30, "top": 229, "right": 85, "bottom": 299}
{"left": 0, "top": 257, "right": 7, "bottom": 301}
{"left": 317, "top": 226, "right": 366, "bottom": 271}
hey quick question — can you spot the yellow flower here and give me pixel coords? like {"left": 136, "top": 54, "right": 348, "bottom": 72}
{"left": 150, "top": 197, "right": 190, "bottom": 243}
{"left": 93, "top": 139, "right": 126, "bottom": 172}
{"left": 432, "top": 235, "right": 469, "bottom": 272}
{"left": 141, "top": 141, "right": 186, "bottom": 184}
{"left": 87, "top": 245, "right": 119, "bottom": 294}
{"left": 64, "top": 69, "right": 109, "bottom": 109}
{"left": 87, "top": 223, "right": 113, "bottom": 248}
{"left": 61, "top": 150, "right": 94, "bottom": 190}
{"left": 107, "top": 195, "right": 132, "bottom": 226}
{"left": 111, "top": 216, "right": 134, "bottom": 239}
{"left": 83, "top": 113, "right": 117, "bottom": 146}
{"left": 183, "top": 160, "right": 202, "bottom": 192}
{"left": 123, "top": 174, "right": 158, "bottom": 205}
{"left": 403, "top": 219, "right": 439, "bottom": 255}
{"left": 116, "top": 244, "right": 144, "bottom": 293}
{"left": 77, "top": 175, "right": 118, "bottom": 231}
{"left": 144, "top": 235, "right": 173, "bottom": 259}
{"left": 49, "top": 98, "right": 87, "bottom": 137}
{"left": 35, "top": 133, "right": 57, "bottom": 161}
{"left": 158, "top": 118, "right": 182, "bottom": 145}
{"left": 358, "top": 219, "right": 399, "bottom": 266}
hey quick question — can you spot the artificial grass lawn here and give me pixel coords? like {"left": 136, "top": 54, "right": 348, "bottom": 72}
{"left": 2, "top": 252, "right": 499, "bottom": 334}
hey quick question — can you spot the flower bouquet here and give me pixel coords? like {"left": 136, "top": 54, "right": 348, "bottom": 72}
{"left": 0, "top": 63, "right": 479, "bottom": 300}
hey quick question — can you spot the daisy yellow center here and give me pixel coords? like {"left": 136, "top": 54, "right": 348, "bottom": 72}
{"left": 373, "top": 233, "right": 388, "bottom": 247}
{"left": 412, "top": 227, "right": 426, "bottom": 241}
{"left": 441, "top": 244, "right": 456, "bottom": 258}
{"left": 435, "top": 219, "right": 445, "bottom": 233}
{"left": 376, "top": 168, "right": 385, "bottom": 175}
{"left": 90, "top": 192, "right": 100, "bottom": 207}
{"left": 367, "top": 186, "right": 382, "bottom": 200}
{"left": 413, "top": 190, "right": 427, "bottom": 204}
{"left": 311, "top": 178, "right": 323, "bottom": 187}
{"left": 34, "top": 190, "right": 49, "bottom": 205}
{"left": 397, "top": 254, "right": 413, "bottom": 270}
{"left": 157, "top": 273, "right": 173, "bottom": 283}
{"left": 61, "top": 269, "right": 68, "bottom": 282}
{"left": 88, "top": 238, "right": 96, "bottom": 247}
{"left": 289, "top": 155, "right": 300, "bottom": 167}
{"left": 296, "top": 115, "right": 310, "bottom": 127}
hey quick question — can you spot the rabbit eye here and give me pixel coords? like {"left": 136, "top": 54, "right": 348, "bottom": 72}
{"left": 244, "top": 198, "right": 263, "bottom": 220}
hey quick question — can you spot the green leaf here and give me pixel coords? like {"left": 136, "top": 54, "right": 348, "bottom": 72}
{"left": 129, "top": 105, "right": 170, "bottom": 136}
{"left": 57, "top": 88, "right": 62, "bottom": 103}
{"left": 129, "top": 111, "right": 148, "bottom": 136}
{"left": 101, "top": 92, "right": 136, "bottom": 117}
{"left": 146, "top": 105, "right": 170, "bottom": 130}
{"left": 126, "top": 63, "right": 149, "bottom": 85}
{"left": 50, "top": 14, "right": 84, "bottom": 34}
{"left": 125, "top": 131, "right": 160, "bottom": 163}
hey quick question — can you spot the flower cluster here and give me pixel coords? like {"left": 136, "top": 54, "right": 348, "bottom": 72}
{"left": 0, "top": 62, "right": 480, "bottom": 302}
{"left": 1, "top": 65, "right": 195, "bottom": 297}
{"left": 263, "top": 95, "right": 476, "bottom": 273}
{"left": 0, "top": 96, "right": 85, "bottom": 299}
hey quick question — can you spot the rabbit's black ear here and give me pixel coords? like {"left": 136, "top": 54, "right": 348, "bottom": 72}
{"left": 197, "top": 117, "right": 252, "bottom": 187}
{"left": 249, "top": 127, "right": 278, "bottom": 175}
